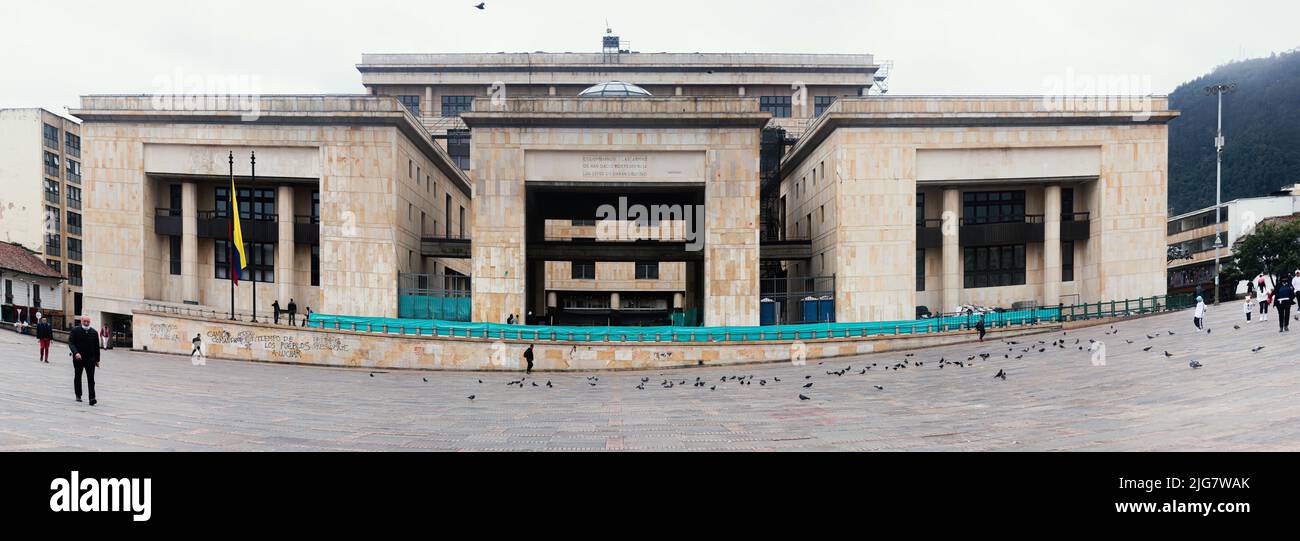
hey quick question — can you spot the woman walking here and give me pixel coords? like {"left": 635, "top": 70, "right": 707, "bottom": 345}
{"left": 1193, "top": 296, "right": 1207, "bottom": 331}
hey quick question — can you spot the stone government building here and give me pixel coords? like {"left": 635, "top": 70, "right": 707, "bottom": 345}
{"left": 71, "top": 34, "right": 1177, "bottom": 336}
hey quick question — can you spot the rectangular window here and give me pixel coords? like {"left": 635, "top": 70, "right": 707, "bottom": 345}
{"left": 311, "top": 245, "right": 320, "bottom": 286}
{"left": 311, "top": 190, "right": 320, "bottom": 223}
{"left": 66, "top": 160, "right": 81, "bottom": 184}
{"left": 459, "top": 206, "right": 465, "bottom": 238}
{"left": 571, "top": 219, "right": 596, "bottom": 227}
{"left": 916, "top": 192, "right": 926, "bottom": 225}
{"left": 169, "top": 184, "right": 182, "bottom": 211}
{"left": 66, "top": 186, "right": 81, "bottom": 210}
{"left": 43, "top": 123, "right": 60, "bottom": 149}
{"left": 916, "top": 249, "right": 926, "bottom": 292}
{"left": 215, "top": 187, "right": 274, "bottom": 220}
{"left": 46, "top": 233, "right": 61, "bottom": 256}
{"left": 69, "top": 264, "right": 82, "bottom": 287}
{"left": 66, "top": 237, "right": 81, "bottom": 262}
{"left": 814, "top": 96, "right": 837, "bottom": 116}
{"left": 66, "top": 212, "right": 81, "bottom": 236}
{"left": 635, "top": 261, "right": 659, "bottom": 280}
{"left": 447, "top": 129, "right": 471, "bottom": 170}
{"left": 962, "top": 191, "right": 1026, "bottom": 226}
{"left": 571, "top": 261, "right": 596, "bottom": 280}
{"left": 48, "top": 259, "right": 61, "bottom": 273}
{"left": 169, "top": 236, "right": 182, "bottom": 275}
{"left": 44, "top": 152, "right": 60, "bottom": 178}
{"left": 963, "top": 245, "right": 1027, "bottom": 289}
{"left": 215, "top": 241, "right": 274, "bottom": 282}
{"left": 1062, "top": 241, "right": 1075, "bottom": 283}
{"left": 1061, "top": 188, "right": 1076, "bottom": 220}
{"left": 445, "top": 194, "right": 452, "bottom": 237}
{"left": 441, "top": 96, "right": 474, "bottom": 117}
{"left": 46, "top": 206, "right": 60, "bottom": 233}
{"left": 65, "top": 132, "right": 81, "bottom": 158}
{"left": 759, "top": 96, "right": 792, "bottom": 118}
{"left": 397, "top": 95, "right": 421, "bottom": 117}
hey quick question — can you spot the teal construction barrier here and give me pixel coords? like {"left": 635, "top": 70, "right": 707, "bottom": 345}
{"left": 306, "top": 306, "right": 1063, "bottom": 343}
{"left": 398, "top": 295, "right": 471, "bottom": 322}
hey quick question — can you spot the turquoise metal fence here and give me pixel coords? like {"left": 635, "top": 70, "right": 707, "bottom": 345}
{"left": 306, "top": 294, "right": 1194, "bottom": 344}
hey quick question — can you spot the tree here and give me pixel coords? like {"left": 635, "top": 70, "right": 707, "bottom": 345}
{"left": 1223, "top": 221, "right": 1300, "bottom": 287}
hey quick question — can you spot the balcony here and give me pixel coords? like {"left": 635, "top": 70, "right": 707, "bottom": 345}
{"left": 959, "top": 215, "right": 1045, "bottom": 247}
{"left": 198, "top": 211, "right": 278, "bottom": 243}
{"left": 1061, "top": 212, "right": 1091, "bottom": 241}
{"left": 917, "top": 218, "right": 944, "bottom": 250}
{"left": 421, "top": 231, "right": 472, "bottom": 259}
{"left": 154, "top": 208, "right": 182, "bottom": 236}
{"left": 760, "top": 231, "right": 813, "bottom": 261}
{"left": 294, "top": 215, "right": 320, "bottom": 245}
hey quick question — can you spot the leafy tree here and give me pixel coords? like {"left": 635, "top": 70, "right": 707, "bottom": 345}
{"left": 1222, "top": 221, "right": 1300, "bottom": 287}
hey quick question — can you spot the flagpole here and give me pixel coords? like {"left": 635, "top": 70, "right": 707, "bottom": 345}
{"left": 250, "top": 151, "right": 258, "bottom": 324}
{"left": 228, "top": 151, "right": 236, "bottom": 321}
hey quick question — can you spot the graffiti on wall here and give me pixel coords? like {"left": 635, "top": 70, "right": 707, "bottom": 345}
{"left": 205, "top": 329, "right": 350, "bottom": 359}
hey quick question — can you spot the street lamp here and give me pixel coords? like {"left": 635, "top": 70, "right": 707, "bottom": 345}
{"left": 1205, "top": 83, "right": 1236, "bottom": 305}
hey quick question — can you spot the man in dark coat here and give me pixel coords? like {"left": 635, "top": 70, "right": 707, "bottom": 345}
{"left": 68, "top": 315, "right": 101, "bottom": 405}
{"left": 272, "top": 300, "right": 282, "bottom": 325}
{"left": 287, "top": 298, "right": 298, "bottom": 326}
{"left": 523, "top": 344, "right": 535, "bottom": 374}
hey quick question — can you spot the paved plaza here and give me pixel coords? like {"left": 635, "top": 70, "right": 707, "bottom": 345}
{"left": 1, "top": 303, "right": 1298, "bottom": 451}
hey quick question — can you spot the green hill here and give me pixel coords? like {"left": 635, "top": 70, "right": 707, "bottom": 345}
{"left": 1168, "top": 48, "right": 1300, "bottom": 216}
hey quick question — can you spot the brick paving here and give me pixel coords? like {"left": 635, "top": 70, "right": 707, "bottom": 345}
{"left": 1, "top": 303, "right": 1297, "bottom": 451}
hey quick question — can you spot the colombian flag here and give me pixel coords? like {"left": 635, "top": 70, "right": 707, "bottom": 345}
{"left": 229, "top": 173, "right": 248, "bottom": 284}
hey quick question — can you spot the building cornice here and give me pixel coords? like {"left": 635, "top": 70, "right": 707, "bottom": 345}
{"left": 71, "top": 95, "right": 472, "bottom": 196}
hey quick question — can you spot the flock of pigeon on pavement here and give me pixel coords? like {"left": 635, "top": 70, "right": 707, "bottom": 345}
{"left": 361, "top": 311, "right": 1285, "bottom": 403}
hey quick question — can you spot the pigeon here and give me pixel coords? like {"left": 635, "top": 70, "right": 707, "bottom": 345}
{"left": 993, "top": 369, "right": 1007, "bottom": 381}
{"left": 474, "top": 2, "right": 486, "bottom": 9}
{"left": 478, "top": 379, "right": 483, "bottom": 384}
{"left": 422, "top": 377, "right": 427, "bottom": 382}
{"left": 546, "top": 381, "right": 552, "bottom": 388}
{"left": 874, "top": 385, "right": 884, "bottom": 391}
{"left": 369, "top": 373, "right": 374, "bottom": 378}
{"left": 799, "top": 394, "right": 811, "bottom": 401}
{"left": 1234, "top": 325, "right": 1241, "bottom": 330}
{"left": 1164, "top": 351, "right": 1173, "bottom": 358}
{"left": 803, "top": 383, "right": 814, "bottom": 389}
{"left": 1252, "top": 347, "right": 1265, "bottom": 353}
{"left": 467, "top": 395, "right": 476, "bottom": 400}
{"left": 1143, "top": 346, "right": 1153, "bottom": 352}
{"left": 1189, "top": 360, "right": 1203, "bottom": 369}
{"left": 710, "top": 386, "right": 716, "bottom": 391}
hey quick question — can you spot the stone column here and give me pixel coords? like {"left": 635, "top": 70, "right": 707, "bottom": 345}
{"left": 610, "top": 292, "right": 620, "bottom": 312}
{"left": 703, "top": 148, "right": 760, "bottom": 326}
{"left": 941, "top": 188, "right": 961, "bottom": 314}
{"left": 1043, "top": 185, "right": 1063, "bottom": 307}
{"left": 277, "top": 185, "right": 295, "bottom": 303}
{"left": 471, "top": 146, "right": 526, "bottom": 324}
{"left": 181, "top": 182, "right": 199, "bottom": 304}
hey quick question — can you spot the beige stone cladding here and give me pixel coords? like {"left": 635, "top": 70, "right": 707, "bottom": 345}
{"left": 463, "top": 97, "right": 769, "bottom": 326}
{"left": 780, "top": 97, "right": 1176, "bottom": 321}
{"left": 71, "top": 95, "right": 472, "bottom": 326}
{"left": 134, "top": 310, "right": 1057, "bottom": 371}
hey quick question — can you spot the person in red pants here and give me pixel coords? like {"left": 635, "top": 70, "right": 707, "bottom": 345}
{"left": 35, "top": 317, "right": 53, "bottom": 363}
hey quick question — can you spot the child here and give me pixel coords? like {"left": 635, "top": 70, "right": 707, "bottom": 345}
{"left": 1244, "top": 291, "right": 1255, "bottom": 322}
{"left": 1193, "top": 296, "right": 1206, "bottom": 331}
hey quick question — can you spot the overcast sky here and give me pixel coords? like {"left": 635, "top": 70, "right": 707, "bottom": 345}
{"left": 1, "top": 0, "right": 1296, "bottom": 113}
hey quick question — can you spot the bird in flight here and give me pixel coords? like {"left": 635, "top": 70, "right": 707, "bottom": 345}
{"left": 474, "top": 2, "right": 486, "bottom": 9}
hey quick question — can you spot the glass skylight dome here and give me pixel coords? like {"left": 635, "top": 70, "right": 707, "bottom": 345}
{"left": 578, "top": 81, "right": 653, "bottom": 98}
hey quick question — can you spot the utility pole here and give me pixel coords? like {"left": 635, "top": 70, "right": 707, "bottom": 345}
{"left": 1205, "top": 83, "right": 1235, "bottom": 305}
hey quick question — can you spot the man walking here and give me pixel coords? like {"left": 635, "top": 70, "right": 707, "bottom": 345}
{"left": 975, "top": 314, "right": 987, "bottom": 342}
{"left": 68, "top": 315, "right": 101, "bottom": 405}
{"left": 36, "top": 317, "right": 53, "bottom": 363}
{"left": 287, "top": 298, "right": 298, "bottom": 326}
{"left": 272, "top": 300, "right": 282, "bottom": 325}
{"left": 523, "top": 344, "right": 535, "bottom": 374}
